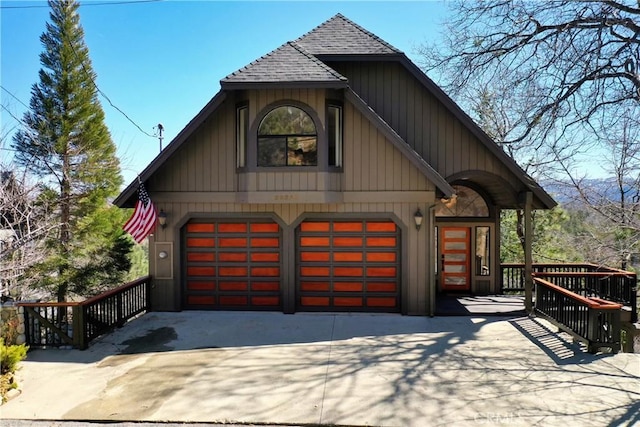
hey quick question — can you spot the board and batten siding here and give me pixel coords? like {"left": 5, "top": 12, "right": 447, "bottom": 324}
{"left": 328, "top": 61, "right": 518, "bottom": 183}
{"left": 150, "top": 201, "right": 434, "bottom": 315}
{"left": 343, "top": 102, "right": 432, "bottom": 192}
{"left": 150, "top": 98, "right": 236, "bottom": 193}
{"left": 150, "top": 86, "right": 434, "bottom": 196}
{"left": 146, "top": 85, "right": 439, "bottom": 314}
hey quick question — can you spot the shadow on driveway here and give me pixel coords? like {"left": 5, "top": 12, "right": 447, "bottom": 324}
{"left": 3, "top": 312, "right": 639, "bottom": 426}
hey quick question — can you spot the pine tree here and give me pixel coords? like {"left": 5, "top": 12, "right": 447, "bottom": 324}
{"left": 12, "top": 0, "right": 131, "bottom": 302}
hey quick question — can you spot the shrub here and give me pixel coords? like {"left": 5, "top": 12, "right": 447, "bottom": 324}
{"left": 0, "top": 338, "right": 28, "bottom": 375}
{"left": 0, "top": 315, "right": 20, "bottom": 345}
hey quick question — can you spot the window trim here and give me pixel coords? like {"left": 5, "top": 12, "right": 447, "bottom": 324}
{"left": 257, "top": 105, "right": 318, "bottom": 167}
{"left": 327, "top": 101, "right": 343, "bottom": 169}
{"left": 249, "top": 100, "right": 325, "bottom": 171}
{"left": 236, "top": 102, "right": 248, "bottom": 169}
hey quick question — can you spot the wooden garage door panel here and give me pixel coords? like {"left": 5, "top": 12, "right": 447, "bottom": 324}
{"left": 219, "top": 281, "right": 248, "bottom": 291}
{"left": 187, "top": 223, "right": 215, "bottom": 233}
{"left": 187, "top": 281, "right": 215, "bottom": 291}
{"left": 333, "top": 222, "right": 363, "bottom": 232}
{"left": 301, "top": 252, "right": 330, "bottom": 262}
{"left": 297, "top": 219, "right": 400, "bottom": 313}
{"left": 188, "top": 252, "right": 215, "bottom": 262}
{"left": 218, "top": 223, "right": 247, "bottom": 233}
{"left": 187, "top": 238, "right": 215, "bottom": 248}
{"left": 251, "top": 223, "right": 279, "bottom": 233}
{"left": 218, "top": 252, "right": 248, "bottom": 262}
{"left": 300, "top": 222, "right": 330, "bottom": 232}
{"left": 184, "top": 219, "right": 281, "bottom": 310}
{"left": 188, "top": 295, "right": 215, "bottom": 305}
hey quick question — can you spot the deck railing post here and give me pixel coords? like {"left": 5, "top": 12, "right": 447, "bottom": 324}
{"left": 611, "top": 309, "right": 621, "bottom": 353}
{"left": 146, "top": 277, "right": 152, "bottom": 312}
{"left": 586, "top": 309, "right": 598, "bottom": 354}
{"left": 116, "top": 291, "right": 124, "bottom": 327}
{"left": 523, "top": 192, "right": 534, "bottom": 313}
{"left": 72, "top": 305, "right": 87, "bottom": 350}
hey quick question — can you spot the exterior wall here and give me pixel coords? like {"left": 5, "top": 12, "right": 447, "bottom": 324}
{"left": 151, "top": 97, "right": 236, "bottom": 193}
{"left": 327, "top": 61, "right": 521, "bottom": 185}
{"left": 343, "top": 102, "right": 431, "bottom": 192}
{"left": 150, "top": 87, "right": 432, "bottom": 196}
{"left": 146, "top": 87, "right": 438, "bottom": 315}
{"left": 149, "top": 201, "right": 434, "bottom": 315}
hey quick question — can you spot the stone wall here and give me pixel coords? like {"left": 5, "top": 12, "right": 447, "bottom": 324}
{"left": 0, "top": 304, "right": 26, "bottom": 345}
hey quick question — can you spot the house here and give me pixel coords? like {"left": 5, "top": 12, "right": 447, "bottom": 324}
{"left": 114, "top": 14, "right": 556, "bottom": 316}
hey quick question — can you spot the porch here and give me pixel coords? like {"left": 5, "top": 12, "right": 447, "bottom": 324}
{"left": 435, "top": 294, "right": 526, "bottom": 316}
{"left": 436, "top": 262, "right": 637, "bottom": 353}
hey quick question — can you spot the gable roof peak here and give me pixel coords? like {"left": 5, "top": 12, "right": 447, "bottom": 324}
{"left": 295, "top": 13, "right": 402, "bottom": 56}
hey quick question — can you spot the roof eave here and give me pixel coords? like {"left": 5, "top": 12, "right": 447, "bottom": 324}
{"left": 113, "top": 90, "right": 228, "bottom": 208}
{"left": 220, "top": 80, "right": 349, "bottom": 90}
{"left": 314, "top": 53, "right": 405, "bottom": 62}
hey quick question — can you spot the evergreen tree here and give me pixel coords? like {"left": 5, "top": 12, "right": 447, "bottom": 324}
{"left": 12, "top": 0, "right": 131, "bottom": 302}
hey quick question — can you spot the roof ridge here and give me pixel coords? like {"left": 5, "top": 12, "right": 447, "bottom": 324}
{"left": 333, "top": 13, "right": 402, "bottom": 54}
{"left": 288, "top": 41, "right": 347, "bottom": 81}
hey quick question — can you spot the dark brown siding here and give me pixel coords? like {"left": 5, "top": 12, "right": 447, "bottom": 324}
{"left": 328, "top": 61, "right": 516, "bottom": 181}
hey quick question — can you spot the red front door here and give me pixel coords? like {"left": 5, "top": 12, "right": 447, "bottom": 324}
{"left": 440, "top": 227, "right": 471, "bottom": 292}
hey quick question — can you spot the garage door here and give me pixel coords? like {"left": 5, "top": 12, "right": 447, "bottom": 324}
{"left": 297, "top": 219, "right": 401, "bottom": 312}
{"left": 184, "top": 219, "right": 281, "bottom": 310}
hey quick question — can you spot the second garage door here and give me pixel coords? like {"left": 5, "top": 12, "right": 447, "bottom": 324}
{"left": 297, "top": 219, "right": 401, "bottom": 312}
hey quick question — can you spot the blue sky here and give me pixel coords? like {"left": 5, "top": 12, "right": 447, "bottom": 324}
{"left": 1, "top": 0, "right": 450, "bottom": 186}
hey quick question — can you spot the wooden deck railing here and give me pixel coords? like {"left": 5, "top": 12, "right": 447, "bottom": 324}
{"left": 501, "top": 263, "right": 616, "bottom": 292}
{"left": 534, "top": 277, "right": 622, "bottom": 353}
{"left": 18, "top": 276, "right": 151, "bottom": 350}
{"left": 501, "top": 263, "right": 637, "bottom": 322}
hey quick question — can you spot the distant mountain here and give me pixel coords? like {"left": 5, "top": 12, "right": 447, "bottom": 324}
{"left": 540, "top": 177, "right": 638, "bottom": 206}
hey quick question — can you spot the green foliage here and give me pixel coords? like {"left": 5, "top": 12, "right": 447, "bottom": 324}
{"left": 126, "top": 239, "right": 149, "bottom": 281}
{"left": 0, "top": 311, "right": 20, "bottom": 346}
{"left": 11, "top": 0, "right": 130, "bottom": 301}
{"left": 500, "top": 206, "right": 585, "bottom": 263}
{"left": 0, "top": 339, "right": 28, "bottom": 376}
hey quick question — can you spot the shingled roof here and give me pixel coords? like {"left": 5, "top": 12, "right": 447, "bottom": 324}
{"left": 221, "top": 41, "right": 348, "bottom": 89}
{"left": 220, "top": 13, "right": 403, "bottom": 89}
{"left": 295, "top": 13, "right": 402, "bottom": 56}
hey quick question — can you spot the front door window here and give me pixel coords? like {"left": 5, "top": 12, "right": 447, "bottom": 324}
{"left": 440, "top": 227, "right": 471, "bottom": 291}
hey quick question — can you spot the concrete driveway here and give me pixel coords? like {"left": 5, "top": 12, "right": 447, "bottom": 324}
{"left": 1, "top": 311, "right": 639, "bottom": 426}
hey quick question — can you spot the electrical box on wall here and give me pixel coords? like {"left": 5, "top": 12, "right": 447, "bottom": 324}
{"left": 155, "top": 242, "right": 173, "bottom": 279}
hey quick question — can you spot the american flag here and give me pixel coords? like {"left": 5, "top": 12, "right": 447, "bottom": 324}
{"left": 123, "top": 183, "right": 157, "bottom": 243}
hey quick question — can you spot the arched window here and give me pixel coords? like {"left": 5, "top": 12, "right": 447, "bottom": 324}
{"left": 436, "top": 185, "right": 489, "bottom": 217}
{"left": 257, "top": 106, "right": 317, "bottom": 166}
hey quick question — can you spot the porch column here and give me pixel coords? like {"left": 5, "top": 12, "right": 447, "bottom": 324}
{"left": 524, "top": 192, "right": 533, "bottom": 313}
{"left": 428, "top": 204, "right": 437, "bottom": 317}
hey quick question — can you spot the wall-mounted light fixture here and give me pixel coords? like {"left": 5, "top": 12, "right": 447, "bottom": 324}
{"left": 158, "top": 250, "right": 168, "bottom": 259}
{"left": 414, "top": 208, "right": 423, "bottom": 231}
{"left": 158, "top": 209, "right": 167, "bottom": 229}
